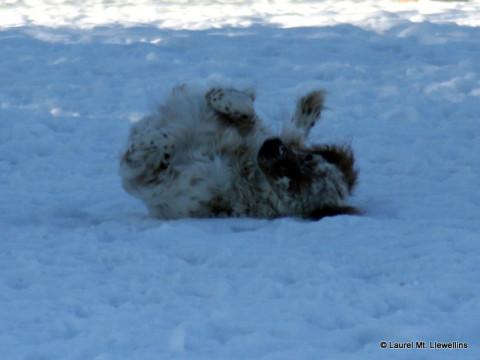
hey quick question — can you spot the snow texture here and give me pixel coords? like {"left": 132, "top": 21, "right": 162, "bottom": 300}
{"left": 1, "top": 1, "right": 479, "bottom": 359}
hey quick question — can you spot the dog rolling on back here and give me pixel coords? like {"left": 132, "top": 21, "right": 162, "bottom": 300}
{"left": 120, "top": 85, "right": 358, "bottom": 219}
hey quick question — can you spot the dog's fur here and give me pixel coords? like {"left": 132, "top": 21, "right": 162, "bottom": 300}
{"left": 120, "top": 85, "right": 358, "bottom": 219}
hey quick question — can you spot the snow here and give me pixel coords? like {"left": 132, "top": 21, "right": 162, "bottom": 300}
{"left": 2, "top": 0, "right": 480, "bottom": 30}
{"left": 1, "top": 1, "right": 479, "bottom": 359}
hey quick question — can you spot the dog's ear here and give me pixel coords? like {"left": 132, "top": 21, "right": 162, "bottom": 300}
{"left": 311, "top": 144, "right": 358, "bottom": 194}
{"left": 307, "top": 204, "right": 361, "bottom": 220}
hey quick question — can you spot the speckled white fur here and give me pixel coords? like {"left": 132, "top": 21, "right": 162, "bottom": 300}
{"left": 120, "top": 85, "right": 355, "bottom": 219}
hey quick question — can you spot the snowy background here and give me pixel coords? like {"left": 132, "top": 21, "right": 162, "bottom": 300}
{"left": 1, "top": 1, "right": 479, "bottom": 359}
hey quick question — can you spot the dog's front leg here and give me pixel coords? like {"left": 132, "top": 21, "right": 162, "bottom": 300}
{"left": 281, "top": 90, "right": 326, "bottom": 144}
{"left": 206, "top": 87, "right": 257, "bottom": 134}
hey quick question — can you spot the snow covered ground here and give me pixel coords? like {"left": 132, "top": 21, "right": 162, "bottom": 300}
{"left": 1, "top": 1, "right": 480, "bottom": 359}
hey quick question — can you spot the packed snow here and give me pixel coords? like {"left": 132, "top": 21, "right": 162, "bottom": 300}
{"left": 1, "top": 1, "right": 479, "bottom": 359}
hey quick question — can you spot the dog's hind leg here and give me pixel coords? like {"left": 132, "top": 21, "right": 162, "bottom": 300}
{"left": 206, "top": 87, "right": 257, "bottom": 133}
{"left": 119, "top": 123, "right": 174, "bottom": 193}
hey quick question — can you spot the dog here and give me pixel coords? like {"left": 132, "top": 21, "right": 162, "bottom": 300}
{"left": 120, "top": 85, "right": 359, "bottom": 219}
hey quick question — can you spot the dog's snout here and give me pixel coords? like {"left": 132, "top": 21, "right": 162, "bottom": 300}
{"left": 258, "top": 138, "right": 287, "bottom": 160}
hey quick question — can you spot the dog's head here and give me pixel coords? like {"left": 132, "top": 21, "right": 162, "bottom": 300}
{"left": 257, "top": 138, "right": 359, "bottom": 219}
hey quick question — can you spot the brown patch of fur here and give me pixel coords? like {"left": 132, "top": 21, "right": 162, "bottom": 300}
{"left": 310, "top": 144, "right": 359, "bottom": 193}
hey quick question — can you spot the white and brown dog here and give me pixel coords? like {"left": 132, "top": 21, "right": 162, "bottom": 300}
{"left": 120, "top": 85, "right": 358, "bottom": 219}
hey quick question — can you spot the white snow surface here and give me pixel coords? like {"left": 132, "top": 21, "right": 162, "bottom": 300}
{"left": 1, "top": 1, "right": 480, "bottom": 359}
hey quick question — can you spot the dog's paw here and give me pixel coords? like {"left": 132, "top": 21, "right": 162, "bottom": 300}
{"left": 294, "top": 90, "right": 326, "bottom": 130}
{"left": 292, "top": 90, "right": 326, "bottom": 136}
{"left": 206, "top": 87, "right": 255, "bottom": 122}
{"left": 124, "top": 129, "right": 174, "bottom": 173}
